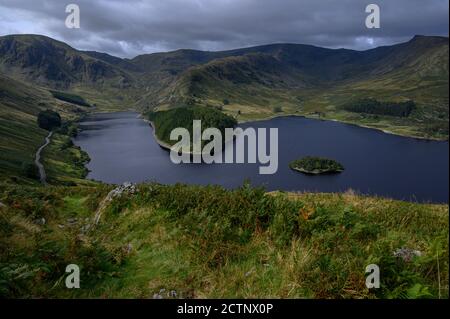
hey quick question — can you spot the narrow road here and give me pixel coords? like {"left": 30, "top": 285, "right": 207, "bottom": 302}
{"left": 35, "top": 131, "right": 53, "bottom": 185}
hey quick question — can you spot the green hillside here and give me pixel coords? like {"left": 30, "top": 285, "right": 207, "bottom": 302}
{"left": 1, "top": 34, "right": 448, "bottom": 139}
{"left": 0, "top": 183, "right": 448, "bottom": 298}
{"left": 0, "top": 34, "right": 139, "bottom": 111}
{"left": 0, "top": 74, "right": 94, "bottom": 185}
{"left": 0, "top": 34, "right": 448, "bottom": 300}
{"left": 0, "top": 34, "right": 128, "bottom": 87}
{"left": 167, "top": 36, "right": 449, "bottom": 138}
{"left": 0, "top": 34, "right": 448, "bottom": 186}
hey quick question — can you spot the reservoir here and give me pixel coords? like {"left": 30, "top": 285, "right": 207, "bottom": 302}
{"left": 73, "top": 111, "right": 449, "bottom": 203}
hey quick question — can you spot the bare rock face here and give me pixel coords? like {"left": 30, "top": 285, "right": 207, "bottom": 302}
{"left": 105, "top": 182, "right": 137, "bottom": 201}
{"left": 152, "top": 289, "right": 178, "bottom": 299}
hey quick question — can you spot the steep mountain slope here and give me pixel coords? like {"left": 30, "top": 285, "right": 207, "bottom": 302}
{"left": 1, "top": 34, "right": 448, "bottom": 139}
{"left": 157, "top": 36, "right": 448, "bottom": 138}
{"left": 1, "top": 34, "right": 447, "bottom": 110}
{"left": 0, "top": 35, "right": 131, "bottom": 87}
{"left": 171, "top": 36, "right": 448, "bottom": 105}
{"left": 0, "top": 35, "right": 139, "bottom": 110}
{"left": 0, "top": 74, "right": 50, "bottom": 182}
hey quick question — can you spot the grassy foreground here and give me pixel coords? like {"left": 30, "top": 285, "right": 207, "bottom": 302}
{"left": 0, "top": 183, "right": 448, "bottom": 299}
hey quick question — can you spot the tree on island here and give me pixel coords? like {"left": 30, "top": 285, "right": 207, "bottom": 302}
{"left": 289, "top": 156, "right": 344, "bottom": 174}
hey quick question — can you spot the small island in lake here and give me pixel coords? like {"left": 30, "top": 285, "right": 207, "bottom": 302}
{"left": 289, "top": 156, "right": 345, "bottom": 175}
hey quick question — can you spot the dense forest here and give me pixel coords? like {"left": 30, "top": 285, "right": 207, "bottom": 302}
{"left": 342, "top": 98, "right": 416, "bottom": 117}
{"left": 147, "top": 106, "right": 237, "bottom": 145}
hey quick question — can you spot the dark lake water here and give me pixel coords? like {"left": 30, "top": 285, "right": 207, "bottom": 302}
{"left": 74, "top": 111, "right": 449, "bottom": 203}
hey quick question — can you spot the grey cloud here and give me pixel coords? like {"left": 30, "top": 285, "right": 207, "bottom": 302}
{"left": 0, "top": 0, "right": 448, "bottom": 58}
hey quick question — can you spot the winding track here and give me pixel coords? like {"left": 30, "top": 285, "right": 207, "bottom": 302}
{"left": 34, "top": 131, "right": 53, "bottom": 185}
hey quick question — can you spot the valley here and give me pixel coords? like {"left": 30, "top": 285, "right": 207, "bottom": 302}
{"left": 0, "top": 33, "right": 448, "bottom": 299}
{"left": 0, "top": 33, "right": 448, "bottom": 185}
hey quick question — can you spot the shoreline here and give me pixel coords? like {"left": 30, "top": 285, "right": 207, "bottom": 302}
{"left": 140, "top": 117, "right": 173, "bottom": 152}
{"left": 71, "top": 113, "right": 448, "bottom": 204}
{"left": 236, "top": 113, "right": 448, "bottom": 142}
{"left": 139, "top": 114, "right": 238, "bottom": 156}
{"left": 86, "top": 109, "right": 447, "bottom": 142}
{"left": 137, "top": 111, "right": 448, "bottom": 153}
{"left": 290, "top": 166, "right": 344, "bottom": 175}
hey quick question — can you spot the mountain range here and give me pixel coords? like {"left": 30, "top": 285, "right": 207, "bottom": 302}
{"left": 1, "top": 33, "right": 449, "bottom": 299}
{"left": 0, "top": 34, "right": 448, "bottom": 112}
{"left": 0, "top": 34, "right": 448, "bottom": 182}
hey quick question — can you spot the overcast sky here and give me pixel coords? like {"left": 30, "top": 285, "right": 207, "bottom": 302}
{"left": 0, "top": 0, "right": 448, "bottom": 58}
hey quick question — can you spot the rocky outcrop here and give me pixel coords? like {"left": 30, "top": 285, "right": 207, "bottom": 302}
{"left": 93, "top": 182, "right": 137, "bottom": 226}
{"left": 394, "top": 248, "right": 422, "bottom": 262}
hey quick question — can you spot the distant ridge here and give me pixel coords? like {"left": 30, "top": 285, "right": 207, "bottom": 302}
{"left": 0, "top": 33, "right": 448, "bottom": 139}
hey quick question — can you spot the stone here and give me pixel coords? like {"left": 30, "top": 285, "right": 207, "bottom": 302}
{"left": 80, "top": 224, "right": 91, "bottom": 234}
{"left": 67, "top": 218, "right": 78, "bottom": 224}
{"left": 34, "top": 217, "right": 46, "bottom": 225}
{"left": 394, "top": 248, "right": 422, "bottom": 262}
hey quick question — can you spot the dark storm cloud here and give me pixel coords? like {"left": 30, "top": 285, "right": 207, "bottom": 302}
{"left": 0, "top": 0, "right": 448, "bottom": 57}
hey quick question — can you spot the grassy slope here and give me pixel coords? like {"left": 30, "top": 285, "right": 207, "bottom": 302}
{"left": 41, "top": 133, "right": 95, "bottom": 186}
{"left": 0, "top": 35, "right": 139, "bottom": 113}
{"left": 0, "top": 183, "right": 448, "bottom": 299}
{"left": 0, "top": 75, "right": 51, "bottom": 184}
{"left": 1, "top": 34, "right": 448, "bottom": 139}
{"left": 163, "top": 37, "right": 449, "bottom": 139}
{"left": 0, "top": 74, "right": 95, "bottom": 185}
{"left": 0, "top": 36, "right": 448, "bottom": 300}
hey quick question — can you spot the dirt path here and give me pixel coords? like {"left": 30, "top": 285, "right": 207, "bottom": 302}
{"left": 35, "top": 131, "right": 53, "bottom": 185}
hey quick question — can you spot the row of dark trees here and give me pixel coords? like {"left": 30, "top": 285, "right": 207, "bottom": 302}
{"left": 49, "top": 90, "right": 91, "bottom": 107}
{"left": 342, "top": 98, "right": 416, "bottom": 117}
